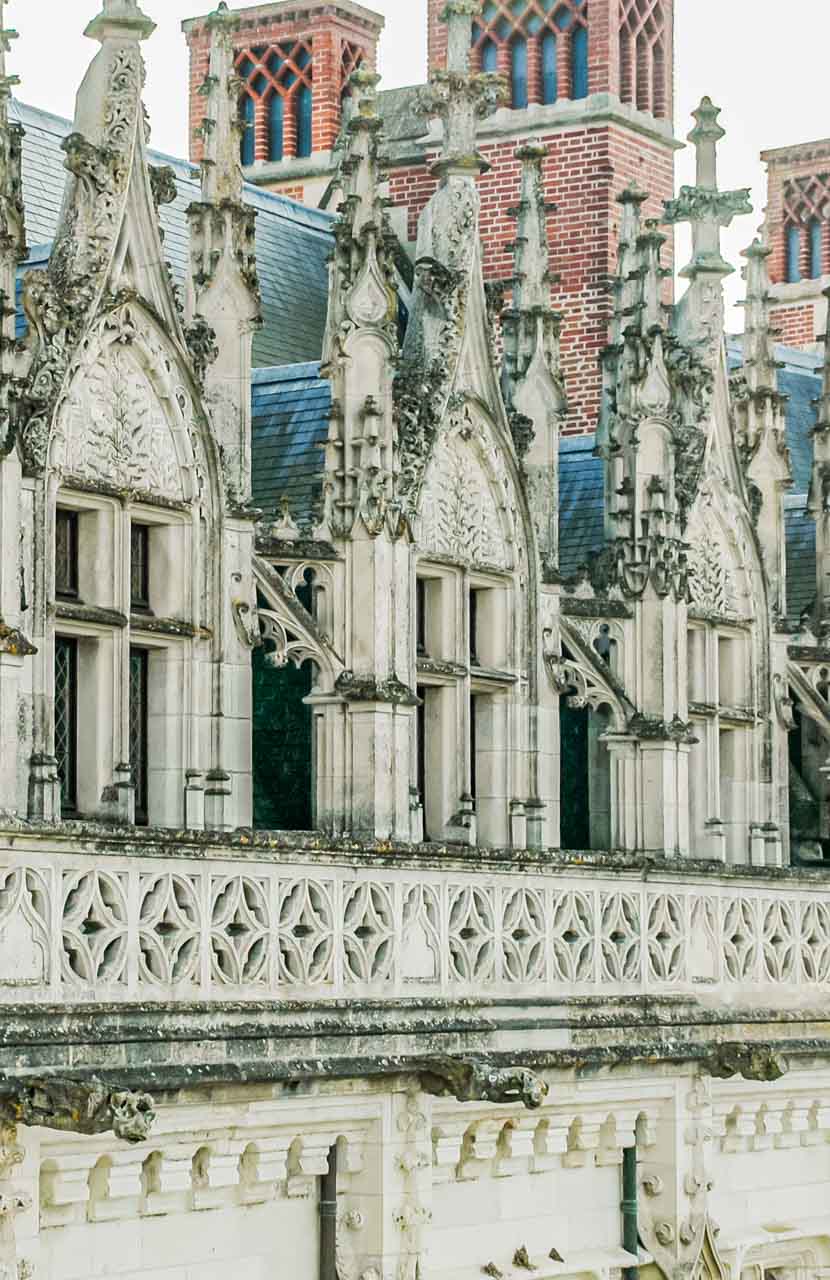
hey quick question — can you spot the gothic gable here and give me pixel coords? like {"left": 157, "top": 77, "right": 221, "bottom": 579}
{"left": 417, "top": 403, "right": 525, "bottom": 572}
{"left": 49, "top": 304, "right": 208, "bottom": 506}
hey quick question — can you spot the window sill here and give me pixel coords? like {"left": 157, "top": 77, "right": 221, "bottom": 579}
{"left": 54, "top": 602, "right": 128, "bottom": 629}
{"left": 130, "top": 614, "right": 205, "bottom": 639}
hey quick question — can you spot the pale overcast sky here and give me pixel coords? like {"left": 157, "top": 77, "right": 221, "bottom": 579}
{"left": 10, "top": 0, "right": 830, "bottom": 324}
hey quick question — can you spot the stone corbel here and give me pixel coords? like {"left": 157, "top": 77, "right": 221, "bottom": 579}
{"left": 418, "top": 1058, "right": 548, "bottom": 1110}
{"left": 0, "top": 1079, "right": 156, "bottom": 1145}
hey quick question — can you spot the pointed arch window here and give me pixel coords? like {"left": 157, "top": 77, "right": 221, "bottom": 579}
{"left": 786, "top": 224, "right": 803, "bottom": 284}
{"left": 239, "top": 93, "right": 255, "bottom": 167}
{"left": 511, "top": 36, "right": 529, "bottom": 110}
{"left": 267, "top": 93, "right": 284, "bottom": 163}
{"left": 296, "top": 84, "right": 313, "bottom": 159}
{"left": 809, "top": 218, "right": 823, "bottom": 280}
{"left": 571, "top": 24, "right": 588, "bottom": 101}
{"left": 470, "top": 0, "right": 587, "bottom": 108}
{"left": 541, "top": 31, "right": 557, "bottom": 105}
{"left": 480, "top": 36, "right": 498, "bottom": 73}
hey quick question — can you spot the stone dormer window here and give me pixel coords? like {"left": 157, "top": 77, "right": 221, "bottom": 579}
{"left": 49, "top": 492, "right": 193, "bottom": 827}
{"left": 687, "top": 622, "right": 753, "bottom": 863}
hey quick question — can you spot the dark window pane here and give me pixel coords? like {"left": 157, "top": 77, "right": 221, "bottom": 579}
{"left": 268, "top": 92, "right": 284, "bottom": 162}
{"left": 131, "top": 524, "right": 150, "bottom": 611}
{"left": 786, "top": 224, "right": 802, "bottom": 284}
{"left": 240, "top": 94, "right": 255, "bottom": 165}
{"left": 55, "top": 509, "right": 79, "bottom": 600}
{"left": 469, "top": 589, "right": 479, "bottom": 665}
{"left": 542, "top": 31, "right": 558, "bottom": 104}
{"left": 296, "top": 84, "right": 313, "bottom": 159}
{"left": 55, "top": 637, "right": 78, "bottom": 812}
{"left": 571, "top": 24, "right": 589, "bottom": 100}
{"left": 511, "top": 37, "right": 528, "bottom": 110}
{"left": 130, "top": 648, "right": 149, "bottom": 826}
{"left": 416, "top": 579, "right": 427, "bottom": 656}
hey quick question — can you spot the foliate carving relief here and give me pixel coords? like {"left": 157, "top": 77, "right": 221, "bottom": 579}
{"left": 51, "top": 338, "right": 183, "bottom": 499}
{"left": 687, "top": 518, "right": 738, "bottom": 617}
{"left": 419, "top": 408, "right": 519, "bottom": 570}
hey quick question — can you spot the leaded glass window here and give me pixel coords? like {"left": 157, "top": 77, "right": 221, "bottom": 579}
{"left": 55, "top": 637, "right": 78, "bottom": 813}
{"left": 130, "top": 524, "right": 150, "bottom": 612}
{"left": 130, "top": 648, "right": 149, "bottom": 826}
{"left": 55, "top": 509, "right": 79, "bottom": 600}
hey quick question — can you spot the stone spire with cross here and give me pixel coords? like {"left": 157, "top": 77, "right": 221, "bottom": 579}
{"left": 664, "top": 97, "right": 752, "bottom": 348}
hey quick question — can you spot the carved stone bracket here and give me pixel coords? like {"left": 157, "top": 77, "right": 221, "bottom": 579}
{"left": 418, "top": 1058, "right": 548, "bottom": 1110}
{"left": 0, "top": 1079, "right": 156, "bottom": 1144}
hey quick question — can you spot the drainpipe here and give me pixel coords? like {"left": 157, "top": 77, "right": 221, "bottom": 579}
{"left": 621, "top": 1145, "right": 639, "bottom": 1280}
{"left": 320, "top": 1142, "right": 338, "bottom": 1280}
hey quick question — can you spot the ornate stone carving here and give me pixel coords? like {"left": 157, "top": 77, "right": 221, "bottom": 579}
{"left": 700, "top": 1043, "right": 788, "bottom": 1083}
{"left": 418, "top": 411, "right": 512, "bottom": 569}
{"left": 184, "top": 313, "right": 219, "bottom": 384}
{"left": 0, "top": 1080, "right": 155, "bottom": 1143}
{"left": 419, "top": 1058, "right": 548, "bottom": 1110}
{"left": 49, "top": 309, "right": 185, "bottom": 499}
{"left": 149, "top": 163, "right": 177, "bottom": 208}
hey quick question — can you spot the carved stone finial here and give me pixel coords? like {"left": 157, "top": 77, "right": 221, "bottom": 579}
{"left": 198, "top": 1, "right": 243, "bottom": 206}
{"left": 421, "top": 0, "right": 506, "bottom": 179}
{"left": 85, "top": 0, "right": 156, "bottom": 43}
{"left": 664, "top": 97, "right": 752, "bottom": 283}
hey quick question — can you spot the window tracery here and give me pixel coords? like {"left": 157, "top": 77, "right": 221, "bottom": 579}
{"left": 470, "top": 0, "right": 588, "bottom": 106}
{"left": 782, "top": 174, "right": 830, "bottom": 282}
{"left": 235, "top": 40, "right": 315, "bottom": 164}
{"left": 619, "top": 0, "right": 668, "bottom": 118}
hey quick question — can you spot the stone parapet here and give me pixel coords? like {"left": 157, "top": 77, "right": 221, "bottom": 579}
{"left": 1, "top": 826, "right": 830, "bottom": 1012}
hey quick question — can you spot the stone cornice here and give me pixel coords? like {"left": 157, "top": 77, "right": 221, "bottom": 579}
{"left": 182, "top": 0, "right": 385, "bottom": 37}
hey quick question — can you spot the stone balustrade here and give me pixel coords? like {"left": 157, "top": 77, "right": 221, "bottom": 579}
{"left": 1, "top": 829, "right": 830, "bottom": 1006}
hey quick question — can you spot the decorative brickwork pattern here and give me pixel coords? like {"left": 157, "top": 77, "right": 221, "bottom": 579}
{"left": 619, "top": 0, "right": 668, "bottom": 118}
{"left": 183, "top": 2, "right": 382, "bottom": 165}
{"left": 236, "top": 39, "right": 314, "bottom": 164}
{"left": 469, "top": 0, "right": 589, "bottom": 106}
{"left": 763, "top": 141, "right": 830, "bottom": 286}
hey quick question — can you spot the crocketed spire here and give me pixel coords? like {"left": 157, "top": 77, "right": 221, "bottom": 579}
{"left": 197, "top": 2, "right": 243, "bottom": 206}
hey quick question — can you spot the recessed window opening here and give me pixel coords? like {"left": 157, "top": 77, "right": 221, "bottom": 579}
{"left": 416, "top": 578, "right": 428, "bottom": 656}
{"left": 55, "top": 636, "right": 78, "bottom": 814}
{"left": 810, "top": 217, "right": 823, "bottom": 280}
{"left": 417, "top": 687, "right": 427, "bottom": 832}
{"left": 786, "top": 224, "right": 803, "bottom": 284}
{"left": 470, "top": 693, "right": 479, "bottom": 801}
{"left": 469, "top": 588, "right": 480, "bottom": 666}
{"left": 130, "top": 647, "right": 149, "bottom": 826}
{"left": 130, "top": 524, "right": 151, "bottom": 612}
{"left": 55, "top": 509, "right": 79, "bottom": 600}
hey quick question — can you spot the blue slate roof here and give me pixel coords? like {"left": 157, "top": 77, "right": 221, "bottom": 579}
{"left": 251, "top": 363, "right": 331, "bottom": 521}
{"left": 10, "top": 99, "right": 333, "bottom": 368}
{"left": 785, "top": 498, "right": 817, "bottom": 623}
{"left": 559, "top": 433, "right": 604, "bottom": 579}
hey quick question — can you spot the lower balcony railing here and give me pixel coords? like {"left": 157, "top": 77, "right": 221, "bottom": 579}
{"left": 1, "top": 830, "right": 830, "bottom": 1005}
